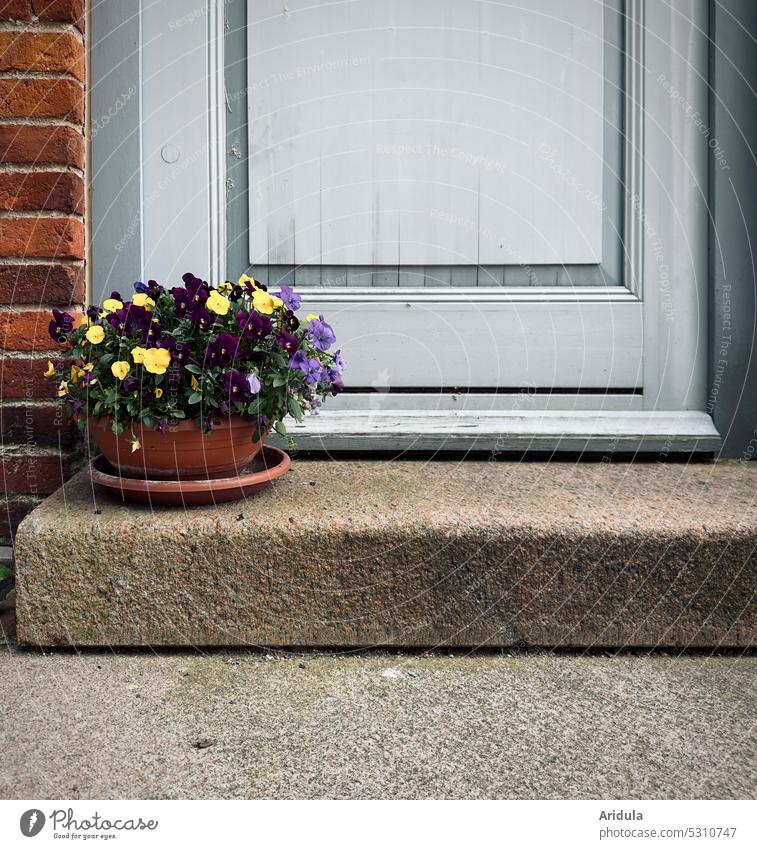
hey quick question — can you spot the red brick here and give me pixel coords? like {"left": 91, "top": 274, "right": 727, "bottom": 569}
{"left": 0, "top": 263, "right": 84, "bottom": 304}
{"left": 0, "top": 217, "right": 84, "bottom": 259}
{"left": 0, "top": 1, "right": 32, "bottom": 22}
{"left": 0, "top": 124, "right": 84, "bottom": 168}
{"left": 0, "top": 78, "right": 83, "bottom": 122}
{"left": 0, "top": 31, "right": 84, "bottom": 80}
{"left": 0, "top": 171, "right": 83, "bottom": 213}
{"left": 32, "top": 0, "right": 84, "bottom": 31}
{"left": 0, "top": 496, "right": 41, "bottom": 542}
{"left": 0, "top": 401, "right": 76, "bottom": 445}
{"left": 0, "top": 307, "right": 78, "bottom": 350}
{"left": 0, "top": 354, "right": 65, "bottom": 398}
{"left": 0, "top": 450, "right": 73, "bottom": 494}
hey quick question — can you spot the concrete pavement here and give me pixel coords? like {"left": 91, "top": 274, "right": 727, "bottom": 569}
{"left": 1, "top": 646, "right": 755, "bottom": 799}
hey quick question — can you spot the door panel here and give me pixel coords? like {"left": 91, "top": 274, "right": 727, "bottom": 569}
{"left": 248, "top": 0, "right": 609, "bottom": 267}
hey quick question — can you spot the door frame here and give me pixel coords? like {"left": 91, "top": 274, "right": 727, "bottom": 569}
{"left": 90, "top": 0, "right": 720, "bottom": 452}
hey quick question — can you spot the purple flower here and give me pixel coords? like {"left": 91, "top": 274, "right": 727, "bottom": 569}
{"left": 203, "top": 413, "right": 216, "bottom": 434}
{"left": 221, "top": 369, "right": 250, "bottom": 405}
{"left": 274, "top": 285, "right": 301, "bottom": 311}
{"left": 333, "top": 349, "right": 346, "bottom": 373}
{"left": 86, "top": 305, "right": 100, "bottom": 322}
{"left": 68, "top": 397, "right": 82, "bottom": 415}
{"left": 48, "top": 309, "right": 74, "bottom": 343}
{"left": 107, "top": 304, "right": 153, "bottom": 339}
{"left": 135, "top": 279, "right": 165, "bottom": 298}
{"left": 276, "top": 330, "right": 299, "bottom": 356}
{"left": 122, "top": 376, "right": 140, "bottom": 394}
{"left": 330, "top": 377, "right": 345, "bottom": 396}
{"left": 155, "top": 419, "right": 169, "bottom": 435}
{"left": 204, "top": 332, "right": 239, "bottom": 368}
{"left": 172, "top": 341, "right": 192, "bottom": 365}
{"left": 246, "top": 373, "right": 261, "bottom": 394}
{"left": 308, "top": 316, "right": 336, "bottom": 351}
{"left": 281, "top": 309, "right": 300, "bottom": 331}
{"left": 290, "top": 350, "right": 324, "bottom": 385}
{"left": 172, "top": 287, "right": 209, "bottom": 325}
{"left": 182, "top": 272, "right": 209, "bottom": 300}
{"left": 235, "top": 309, "right": 271, "bottom": 341}
{"left": 218, "top": 401, "right": 229, "bottom": 416}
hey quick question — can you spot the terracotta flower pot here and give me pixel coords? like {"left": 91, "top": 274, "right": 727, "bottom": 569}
{"left": 87, "top": 415, "right": 267, "bottom": 480}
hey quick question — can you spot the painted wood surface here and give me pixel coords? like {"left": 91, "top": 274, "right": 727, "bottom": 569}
{"left": 274, "top": 410, "right": 721, "bottom": 453}
{"left": 248, "top": 0, "right": 606, "bottom": 266}
{"left": 299, "top": 295, "right": 643, "bottom": 388}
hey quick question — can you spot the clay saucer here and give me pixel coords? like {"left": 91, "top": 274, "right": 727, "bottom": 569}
{"left": 87, "top": 445, "right": 291, "bottom": 507}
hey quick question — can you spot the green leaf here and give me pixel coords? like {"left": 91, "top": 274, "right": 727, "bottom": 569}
{"left": 188, "top": 392, "right": 202, "bottom": 404}
{"left": 274, "top": 420, "right": 287, "bottom": 437}
{"left": 184, "top": 364, "right": 203, "bottom": 375}
{"left": 0, "top": 564, "right": 13, "bottom": 582}
{"left": 142, "top": 414, "right": 155, "bottom": 429}
{"left": 172, "top": 409, "right": 186, "bottom": 419}
{"left": 287, "top": 397, "right": 304, "bottom": 421}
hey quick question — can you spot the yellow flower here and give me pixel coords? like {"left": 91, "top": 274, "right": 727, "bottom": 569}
{"left": 85, "top": 325, "right": 105, "bottom": 345}
{"left": 111, "top": 361, "right": 130, "bottom": 380}
{"left": 143, "top": 347, "right": 171, "bottom": 375}
{"left": 238, "top": 273, "right": 255, "bottom": 289}
{"left": 132, "top": 293, "right": 156, "bottom": 310}
{"left": 252, "top": 288, "right": 276, "bottom": 315}
{"left": 80, "top": 315, "right": 92, "bottom": 328}
{"left": 131, "top": 346, "right": 147, "bottom": 364}
{"left": 57, "top": 380, "right": 68, "bottom": 397}
{"left": 306, "top": 313, "right": 319, "bottom": 322}
{"left": 70, "top": 364, "right": 85, "bottom": 384}
{"left": 207, "top": 289, "right": 230, "bottom": 315}
{"left": 217, "top": 281, "right": 233, "bottom": 295}
{"left": 130, "top": 437, "right": 141, "bottom": 453}
{"left": 190, "top": 375, "right": 201, "bottom": 392}
{"left": 43, "top": 361, "right": 55, "bottom": 378}
{"left": 102, "top": 298, "right": 123, "bottom": 314}
{"left": 154, "top": 387, "right": 163, "bottom": 399}
{"left": 271, "top": 296, "right": 284, "bottom": 311}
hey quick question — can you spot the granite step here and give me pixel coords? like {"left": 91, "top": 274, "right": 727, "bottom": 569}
{"left": 13, "top": 458, "right": 757, "bottom": 648}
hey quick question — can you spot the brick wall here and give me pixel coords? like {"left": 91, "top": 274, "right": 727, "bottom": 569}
{"left": 0, "top": 0, "right": 85, "bottom": 542}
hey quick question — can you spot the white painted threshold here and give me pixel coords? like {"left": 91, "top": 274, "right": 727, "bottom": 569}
{"left": 275, "top": 411, "right": 722, "bottom": 453}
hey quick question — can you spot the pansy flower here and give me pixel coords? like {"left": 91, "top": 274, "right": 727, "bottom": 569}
{"left": 48, "top": 309, "right": 74, "bottom": 343}
{"left": 235, "top": 309, "right": 271, "bottom": 342}
{"left": 205, "top": 332, "right": 239, "bottom": 368}
{"left": 135, "top": 279, "right": 165, "bottom": 298}
{"left": 273, "top": 285, "right": 301, "bottom": 311}
{"left": 221, "top": 369, "right": 250, "bottom": 404}
{"left": 276, "top": 330, "right": 299, "bottom": 356}
{"left": 246, "top": 373, "right": 261, "bottom": 394}
{"left": 308, "top": 316, "right": 336, "bottom": 351}
{"left": 290, "top": 350, "right": 324, "bottom": 385}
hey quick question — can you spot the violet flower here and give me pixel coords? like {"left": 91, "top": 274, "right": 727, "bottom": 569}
{"left": 235, "top": 309, "right": 271, "bottom": 341}
{"left": 205, "top": 332, "right": 239, "bottom": 368}
{"left": 246, "top": 373, "right": 261, "bottom": 394}
{"left": 221, "top": 369, "right": 250, "bottom": 404}
{"left": 48, "top": 309, "right": 74, "bottom": 343}
{"left": 290, "top": 351, "right": 324, "bottom": 385}
{"left": 274, "top": 285, "right": 301, "bottom": 311}
{"left": 308, "top": 317, "right": 336, "bottom": 351}
{"left": 276, "top": 330, "right": 299, "bottom": 356}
